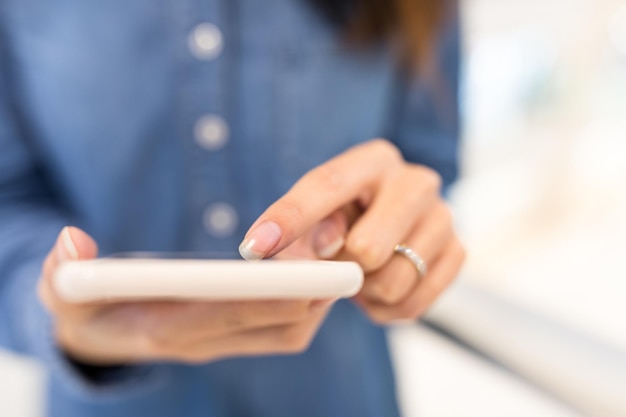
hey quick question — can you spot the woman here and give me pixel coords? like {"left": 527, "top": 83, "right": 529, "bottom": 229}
{"left": 0, "top": 0, "right": 464, "bottom": 416}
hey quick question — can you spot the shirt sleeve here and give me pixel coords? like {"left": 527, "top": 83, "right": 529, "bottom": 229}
{"left": 0, "top": 30, "right": 164, "bottom": 401}
{"left": 389, "top": 7, "right": 462, "bottom": 191}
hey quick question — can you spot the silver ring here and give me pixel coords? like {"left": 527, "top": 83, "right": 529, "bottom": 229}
{"left": 394, "top": 244, "right": 427, "bottom": 280}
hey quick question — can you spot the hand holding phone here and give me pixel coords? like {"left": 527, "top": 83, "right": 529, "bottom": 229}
{"left": 39, "top": 227, "right": 356, "bottom": 365}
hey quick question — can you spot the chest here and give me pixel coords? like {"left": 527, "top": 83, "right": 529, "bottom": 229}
{"left": 2, "top": 0, "right": 399, "bottom": 249}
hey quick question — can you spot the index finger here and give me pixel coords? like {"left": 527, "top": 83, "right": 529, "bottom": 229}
{"left": 239, "top": 140, "right": 402, "bottom": 260}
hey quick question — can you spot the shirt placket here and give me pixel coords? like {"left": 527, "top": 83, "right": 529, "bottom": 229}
{"left": 174, "top": 0, "right": 241, "bottom": 253}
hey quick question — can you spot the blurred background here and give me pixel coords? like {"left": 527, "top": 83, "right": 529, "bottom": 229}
{"left": 1, "top": 0, "right": 625, "bottom": 416}
{"left": 455, "top": 0, "right": 626, "bottom": 352}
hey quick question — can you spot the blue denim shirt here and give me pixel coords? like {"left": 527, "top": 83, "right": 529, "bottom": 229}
{"left": 0, "top": 1, "right": 460, "bottom": 416}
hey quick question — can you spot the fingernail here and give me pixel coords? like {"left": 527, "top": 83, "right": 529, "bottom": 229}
{"left": 239, "top": 221, "right": 282, "bottom": 261}
{"left": 312, "top": 218, "right": 345, "bottom": 259}
{"left": 61, "top": 227, "right": 79, "bottom": 260}
{"left": 309, "top": 298, "right": 338, "bottom": 313}
{"left": 318, "top": 238, "right": 345, "bottom": 259}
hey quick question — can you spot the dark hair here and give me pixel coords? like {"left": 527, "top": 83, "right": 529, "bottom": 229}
{"left": 311, "top": 0, "right": 450, "bottom": 71}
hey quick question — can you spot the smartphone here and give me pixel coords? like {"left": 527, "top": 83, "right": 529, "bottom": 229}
{"left": 53, "top": 255, "right": 364, "bottom": 303}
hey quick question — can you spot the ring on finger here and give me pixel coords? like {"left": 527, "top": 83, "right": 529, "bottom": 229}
{"left": 393, "top": 243, "right": 427, "bottom": 281}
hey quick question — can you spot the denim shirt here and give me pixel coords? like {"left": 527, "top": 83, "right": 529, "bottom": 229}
{"left": 0, "top": 1, "right": 460, "bottom": 416}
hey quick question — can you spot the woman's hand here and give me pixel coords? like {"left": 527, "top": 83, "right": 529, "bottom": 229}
{"left": 38, "top": 228, "right": 335, "bottom": 365}
{"left": 240, "top": 139, "right": 465, "bottom": 324}
{"left": 38, "top": 140, "right": 463, "bottom": 366}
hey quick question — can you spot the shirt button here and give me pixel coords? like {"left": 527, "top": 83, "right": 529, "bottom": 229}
{"left": 188, "top": 23, "right": 223, "bottom": 60}
{"left": 194, "top": 115, "right": 229, "bottom": 150}
{"left": 203, "top": 203, "right": 238, "bottom": 237}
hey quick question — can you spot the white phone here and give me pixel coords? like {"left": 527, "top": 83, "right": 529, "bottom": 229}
{"left": 53, "top": 257, "right": 364, "bottom": 303}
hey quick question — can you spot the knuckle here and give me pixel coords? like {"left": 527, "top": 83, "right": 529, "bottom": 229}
{"left": 366, "top": 309, "right": 393, "bottom": 326}
{"left": 368, "top": 282, "right": 405, "bottom": 305}
{"left": 356, "top": 298, "right": 391, "bottom": 325}
{"left": 415, "top": 166, "right": 442, "bottom": 192}
{"left": 401, "top": 175, "right": 424, "bottom": 206}
{"left": 397, "top": 300, "right": 422, "bottom": 320}
{"left": 346, "top": 238, "right": 386, "bottom": 271}
{"left": 309, "top": 163, "right": 345, "bottom": 194}
{"left": 368, "top": 314, "right": 387, "bottom": 326}
{"left": 359, "top": 298, "right": 408, "bottom": 325}
{"left": 369, "top": 139, "right": 402, "bottom": 162}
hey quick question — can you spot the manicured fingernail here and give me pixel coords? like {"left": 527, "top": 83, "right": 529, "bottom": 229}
{"left": 312, "top": 218, "right": 345, "bottom": 259}
{"left": 61, "top": 227, "right": 79, "bottom": 260}
{"left": 309, "top": 298, "right": 338, "bottom": 313}
{"left": 239, "top": 221, "right": 282, "bottom": 261}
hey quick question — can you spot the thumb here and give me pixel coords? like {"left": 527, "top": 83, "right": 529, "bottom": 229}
{"left": 39, "top": 226, "right": 99, "bottom": 312}
{"left": 55, "top": 226, "right": 99, "bottom": 263}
